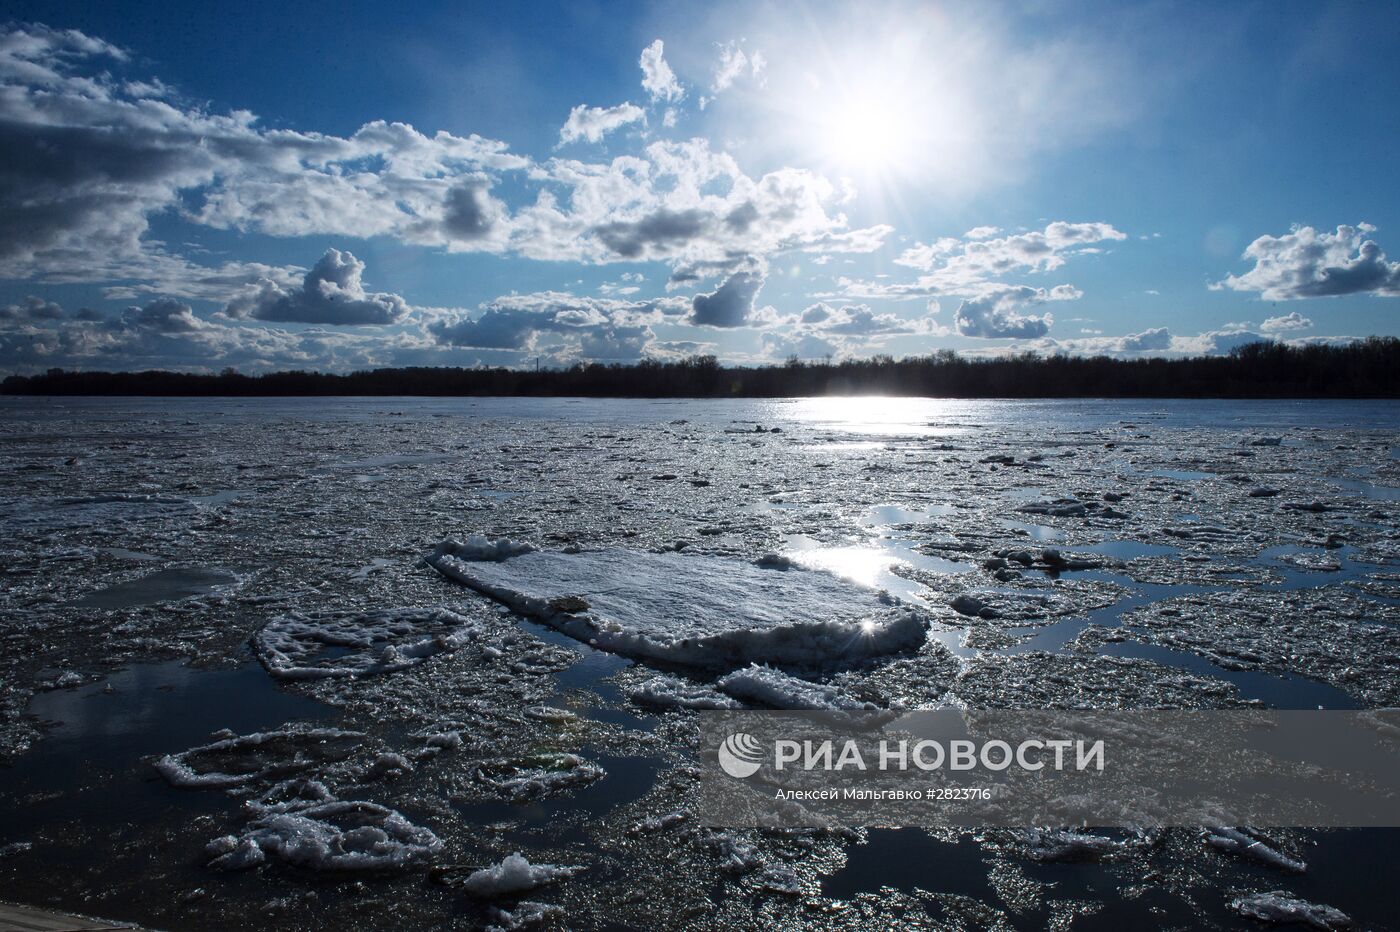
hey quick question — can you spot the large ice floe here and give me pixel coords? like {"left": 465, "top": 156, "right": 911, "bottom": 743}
{"left": 424, "top": 536, "right": 928, "bottom": 669}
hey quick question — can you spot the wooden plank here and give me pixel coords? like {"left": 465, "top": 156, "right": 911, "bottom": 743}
{"left": 0, "top": 902, "right": 137, "bottom": 932}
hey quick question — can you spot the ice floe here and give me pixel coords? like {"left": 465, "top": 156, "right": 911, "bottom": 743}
{"left": 626, "top": 673, "right": 741, "bottom": 710}
{"left": 155, "top": 726, "right": 365, "bottom": 789}
{"left": 456, "top": 853, "right": 583, "bottom": 897}
{"left": 1230, "top": 891, "right": 1351, "bottom": 929}
{"left": 1205, "top": 827, "right": 1306, "bottom": 872}
{"left": 425, "top": 539, "right": 928, "bottom": 669}
{"left": 715, "top": 664, "right": 876, "bottom": 711}
{"left": 253, "top": 607, "right": 482, "bottom": 679}
{"left": 475, "top": 752, "right": 605, "bottom": 800}
{"left": 1018, "top": 829, "right": 1127, "bottom": 862}
{"left": 223, "top": 798, "right": 442, "bottom": 871}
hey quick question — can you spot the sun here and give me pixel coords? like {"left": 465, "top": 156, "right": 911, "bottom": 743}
{"left": 820, "top": 89, "right": 919, "bottom": 173}
{"left": 749, "top": 16, "right": 983, "bottom": 195}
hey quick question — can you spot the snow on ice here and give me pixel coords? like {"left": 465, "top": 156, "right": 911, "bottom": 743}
{"left": 425, "top": 538, "right": 929, "bottom": 669}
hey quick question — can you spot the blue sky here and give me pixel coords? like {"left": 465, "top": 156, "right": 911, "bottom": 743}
{"left": 2, "top": 0, "right": 1398, "bottom": 373}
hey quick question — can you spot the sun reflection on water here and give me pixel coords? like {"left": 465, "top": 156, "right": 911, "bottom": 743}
{"left": 781, "top": 396, "right": 975, "bottom": 437}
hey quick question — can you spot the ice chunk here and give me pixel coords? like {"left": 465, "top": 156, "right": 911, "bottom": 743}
{"left": 627, "top": 674, "right": 741, "bottom": 710}
{"left": 716, "top": 664, "right": 876, "bottom": 711}
{"left": 476, "top": 753, "right": 605, "bottom": 800}
{"left": 710, "top": 834, "right": 763, "bottom": 874}
{"left": 155, "top": 726, "right": 364, "bottom": 789}
{"left": 436, "top": 534, "right": 536, "bottom": 562}
{"left": 366, "top": 753, "right": 414, "bottom": 780}
{"left": 238, "top": 799, "right": 442, "bottom": 871}
{"left": 1206, "top": 827, "right": 1306, "bottom": 873}
{"left": 1231, "top": 891, "right": 1351, "bottom": 929}
{"left": 243, "top": 778, "right": 336, "bottom": 816}
{"left": 1020, "top": 829, "right": 1125, "bottom": 862}
{"left": 757, "top": 863, "right": 802, "bottom": 894}
{"left": 459, "top": 853, "right": 583, "bottom": 897}
{"left": 425, "top": 540, "right": 927, "bottom": 669}
{"left": 487, "top": 901, "right": 567, "bottom": 931}
{"left": 254, "top": 607, "right": 481, "bottom": 680}
{"left": 205, "top": 835, "right": 266, "bottom": 871}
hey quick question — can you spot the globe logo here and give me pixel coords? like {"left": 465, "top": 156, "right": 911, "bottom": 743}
{"left": 717, "top": 732, "right": 764, "bottom": 778}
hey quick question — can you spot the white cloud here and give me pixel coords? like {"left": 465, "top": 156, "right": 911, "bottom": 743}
{"left": 761, "top": 330, "right": 841, "bottom": 361}
{"left": 558, "top": 102, "right": 646, "bottom": 145}
{"left": 1038, "top": 326, "right": 1172, "bottom": 355}
{"left": 834, "top": 222, "right": 1123, "bottom": 304}
{"left": 1168, "top": 328, "right": 1271, "bottom": 355}
{"left": 0, "top": 296, "right": 463, "bottom": 373}
{"left": 0, "top": 21, "right": 888, "bottom": 331}
{"left": 794, "top": 302, "right": 945, "bottom": 337}
{"left": 223, "top": 250, "right": 411, "bottom": 325}
{"left": 1213, "top": 223, "right": 1400, "bottom": 300}
{"left": 1260, "top": 310, "right": 1313, "bottom": 333}
{"left": 711, "top": 40, "right": 766, "bottom": 93}
{"left": 0, "top": 23, "right": 527, "bottom": 288}
{"left": 953, "top": 285, "right": 1079, "bottom": 339}
{"left": 640, "top": 39, "right": 684, "bottom": 102}
{"left": 428, "top": 290, "right": 687, "bottom": 361}
{"left": 894, "top": 222, "right": 1126, "bottom": 284}
{"left": 518, "top": 143, "right": 890, "bottom": 269}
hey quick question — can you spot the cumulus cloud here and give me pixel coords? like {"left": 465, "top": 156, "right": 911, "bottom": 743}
{"left": 1260, "top": 311, "right": 1313, "bottom": 333}
{"left": 520, "top": 146, "right": 889, "bottom": 269}
{"left": 0, "top": 21, "right": 885, "bottom": 320}
{"left": 1213, "top": 223, "right": 1400, "bottom": 300}
{"left": 761, "top": 330, "right": 841, "bottom": 361}
{"left": 0, "top": 23, "right": 527, "bottom": 288}
{"left": 1037, "top": 326, "right": 1172, "bottom": 355}
{"left": 0, "top": 296, "right": 465, "bottom": 374}
{"left": 1168, "top": 328, "right": 1270, "bottom": 355}
{"left": 953, "top": 285, "right": 1078, "bottom": 339}
{"left": 794, "top": 302, "right": 942, "bottom": 337}
{"left": 832, "top": 222, "right": 1123, "bottom": 304}
{"left": 1117, "top": 326, "right": 1172, "bottom": 352}
{"left": 558, "top": 102, "right": 646, "bottom": 145}
{"left": 640, "top": 39, "right": 684, "bottom": 102}
{"left": 223, "top": 250, "right": 410, "bottom": 326}
{"left": 595, "top": 208, "right": 710, "bottom": 259}
{"left": 893, "top": 222, "right": 1126, "bottom": 286}
{"left": 428, "top": 291, "right": 686, "bottom": 360}
{"left": 0, "top": 297, "right": 64, "bottom": 321}
{"left": 690, "top": 264, "right": 767, "bottom": 328}
{"left": 441, "top": 181, "right": 503, "bottom": 242}
{"left": 123, "top": 297, "right": 209, "bottom": 332}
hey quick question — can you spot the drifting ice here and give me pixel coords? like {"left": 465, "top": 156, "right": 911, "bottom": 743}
{"left": 229, "top": 799, "right": 442, "bottom": 871}
{"left": 254, "top": 607, "right": 481, "bottom": 679}
{"left": 1231, "top": 891, "right": 1351, "bottom": 929}
{"left": 155, "top": 726, "right": 364, "bottom": 788}
{"left": 425, "top": 538, "right": 928, "bottom": 669}
{"left": 715, "top": 664, "right": 876, "bottom": 711}
{"left": 459, "top": 853, "right": 583, "bottom": 897}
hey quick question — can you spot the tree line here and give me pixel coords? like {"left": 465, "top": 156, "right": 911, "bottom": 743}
{"left": 4, "top": 338, "right": 1398, "bottom": 398}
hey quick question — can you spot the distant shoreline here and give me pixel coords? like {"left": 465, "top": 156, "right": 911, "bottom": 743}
{"left": 4, "top": 338, "right": 1398, "bottom": 399}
